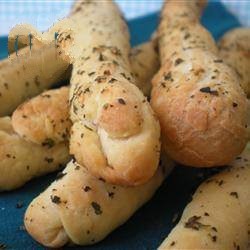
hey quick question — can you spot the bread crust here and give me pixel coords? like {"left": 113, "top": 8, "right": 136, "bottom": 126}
{"left": 218, "top": 27, "right": 250, "bottom": 97}
{"left": 11, "top": 41, "right": 158, "bottom": 144}
{"left": 159, "top": 143, "right": 250, "bottom": 249}
{"left": 0, "top": 0, "right": 88, "bottom": 116}
{"left": 0, "top": 43, "right": 69, "bottom": 116}
{"left": 0, "top": 117, "right": 70, "bottom": 191}
{"left": 12, "top": 87, "right": 71, "bottom": 144}
{"left": 40, "top": 0, "right": 161, "bottom": 186}
{"left": 6, "top": 41, "right": 159, "bottom": 190}
{"left": 25, "top": 158, "right": 174, "bottom": 248}
{"left": 151, "top": 0, "right": 248, "bottom": 167}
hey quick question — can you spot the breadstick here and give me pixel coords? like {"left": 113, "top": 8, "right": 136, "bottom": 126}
{"left": 0, "top": 0, "right": 85, "bottom": 116}
{"left": 12, "top": 42, "right": 159, "bottom": 145}
{"left": 1, "top": 41, "right": 158, "bottom": 191}
{"left": 0, "top": 43, "right": 69, "bottom": 116}
{"left": 151, "top": 0, "right": 248, "bottom": 167}
{"left": 159, "top": 143, "right": 250, "bottom": 249}
{"left": 45, "top": 0, "right": 161, "bottom": 186}
{"left": 218, "top": 27, "right": 250, "bottom": 97}
{"left": 130, "top": 41, "right": 159, "bottom": 96}
{"left": 2, "top": 0, "right": 158, "bottom": 116}
{"left": 0, "top": 117, "right": 69, "bottom": 191}
{"left": 12, "top": 87, "right": 71, "bottom": 145}
{"left": 24, "top": 157, "right": 174, "bottom": 248}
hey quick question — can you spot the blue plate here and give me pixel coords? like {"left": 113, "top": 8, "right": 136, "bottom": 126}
{"left": 0, "top": 2, "right": 240, "bottom": 250}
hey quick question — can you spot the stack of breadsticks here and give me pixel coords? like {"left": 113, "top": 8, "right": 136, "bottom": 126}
{"left": 154, "top": 1, "right": 250, "bottom": 249}
{"left": 0, "top": 0, "right": 250, "bottom": 248}
{"left": 1, "top": 0, "right": 172, "bottom": 247}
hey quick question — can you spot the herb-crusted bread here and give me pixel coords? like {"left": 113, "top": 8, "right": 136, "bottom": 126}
{"left": 0, "top": 117, "right": 69, "bottom": 191}
{"left": 53, "top": 0, "right": 161, "bottom": 186}
{"left": 11, "top": 42, "right": 159, "bottom": 146}
{"left": 2, "top": 41, "right": 159, "bottom": 191}
{"left": 24, "top": 157, "right": 173, "bottom": 248}
{"left": 12, "top": 86, "right": 71, "bottom": 145}
{"left": 151, "top": 0, "right": 248, "bottom": 167}
{"left": 0, "top": 43, "right": 69, "bottom": 116}
{"left": 159, "top": 143, "right": 250, "bottom": 249}
{"left": 218, "top": 27, "right": 250, "bottom": 97}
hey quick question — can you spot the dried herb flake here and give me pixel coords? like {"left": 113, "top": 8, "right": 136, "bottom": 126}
{"left": 230, "top": 192, "right": 238, "bottom": 199}
{"left": 51, "top": 195, "right": 61, "bottom": 204}
{"left": 91, "top": 202, "right": 102, "bottom": 215}
{"left": 184, "top": 216, "right": 209, "bottom": 230}
{"left": 175, "top": 58, "right": 184, "bottom": 66}
{"left": 42, "top": 138, "right": 55, "bottom": 148}
{"left": 118, "top": 98, "right": 126, "bottom": 105}
{"left": 83, "top": 186, "right": 91, "bottom": 192}
{"left": 200, "top": 87, "right": 218, "bottom": 96}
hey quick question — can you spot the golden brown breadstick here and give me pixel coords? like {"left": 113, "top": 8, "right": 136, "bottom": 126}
{"left": 47, "top": 0, "right": 161, "bottom": 186}
{"left": 12, "top": 87, "right": 71, "bottom": 145}
{"left": 0, "top": 0, "right": 88, "bottom": 116}
{"left": 3, "top": 0, "right": 158, "bottom": 117}
{"left": 151, "top": 0, "right": 248, "bottom": 167}
{"left": 0, "top": 43, "right": 69, "bottom": 116}
{"left": 218, "top": 27, "right": 250, "bottom": 97}
{"left": 158, "top": 143, "right": 250, "bottom": 249}
{"left": 4, "top": 41, "right": 158, "bottom": 191}
{"left": 12, "top": 42, "right": 159, "bottom": 145}
{"left": 0, "top": 117, "right": 69, "bottom": 191}
{"left": 24, "top": 157, "right": 174, "bottom": 248}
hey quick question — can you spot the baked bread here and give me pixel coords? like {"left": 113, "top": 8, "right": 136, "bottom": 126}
{"left": 47, "top": 0, "right": 161, "bottom": 186}
{"left": 25, "top": 157, "right": 174, "bottom": 248}
{"left": 12, "top": 86, "right": 71, "bottom": 145}
{"left": 11, "top": 42, "right": 159, "bottom": 145}
{"left": 151, "top": 0, "right": 248, "bottom": 167}
{"left": 218, "top": 27, "right": 250, "bottom": 97}
{"left": 0, "top": 117, "right": 69, "bottom": 191}
{"left": 3, "top": 40, "right": 159, "bottom": 190}
{"left": 0, "top": 0, "right": 89, "bottom": 116}
{"left": 0, "top": 43, "right": 69, "bottom": 116}
{"left": 159, "top": 143, "right": 250, "bottom": 249}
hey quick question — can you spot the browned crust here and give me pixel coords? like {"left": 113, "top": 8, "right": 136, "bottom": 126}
{"left": 151, "top": 0, "right": 248, "bottom": 167}
{"left": 12, "top": 87, "right": 71, "bottom": 145}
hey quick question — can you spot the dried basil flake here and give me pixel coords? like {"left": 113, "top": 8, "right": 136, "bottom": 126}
{"left": 51, "top": 195, "right": 61, "bottom": 204}
{"left": 91, "top": 202, "right": 102, "bottom": 215}
{"left": 200, "top": 87, "right": 218, "bottom": 96}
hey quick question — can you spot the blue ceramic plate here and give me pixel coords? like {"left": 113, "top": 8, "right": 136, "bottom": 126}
{"left": 0, "top": 2, "right": 240, "bottom": 249}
